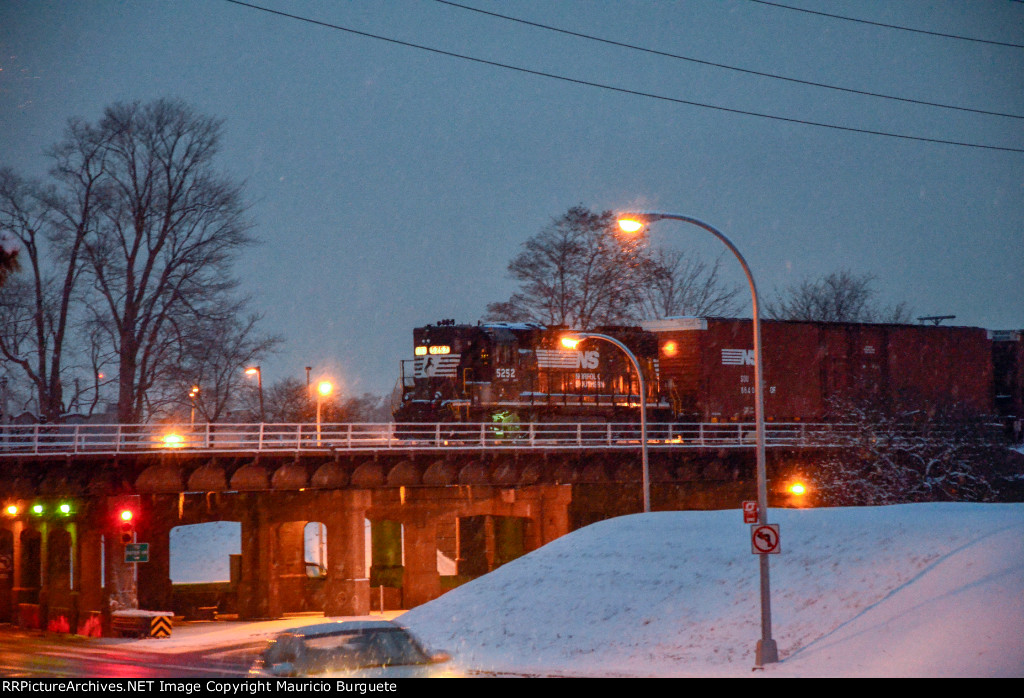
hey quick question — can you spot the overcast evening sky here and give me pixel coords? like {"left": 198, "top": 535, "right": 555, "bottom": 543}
{"left": 2, "top": 0, "right": 1022, "bottom": 400}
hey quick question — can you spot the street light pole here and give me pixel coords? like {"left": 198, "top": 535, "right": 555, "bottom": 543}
{"left": 245, "top": 366, "right": 265, "bottom": 422}
{"left": 316, "top": 380, "right": 332, "bottom": 446}
{"left": 618, "top": 210, "right": 778, "bottom": 665}
{"left": 189, "top": 385, "right": 199, "bottom": 428}
{"left": 561, "top": 332, "right": 650, "bottom": 513}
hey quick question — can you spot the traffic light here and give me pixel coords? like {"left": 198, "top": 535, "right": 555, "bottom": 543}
{"left": 119, "top": 508, "right": 134, "bottom": 544}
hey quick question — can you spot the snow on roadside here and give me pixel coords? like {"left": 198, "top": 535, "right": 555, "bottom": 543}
{"left": 400, "top": 503, "right": 1024, "bottom": 678}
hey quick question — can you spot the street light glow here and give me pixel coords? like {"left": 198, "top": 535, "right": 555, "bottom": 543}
{"left": 318, "top": 380, "right": 333, "bottom": 397}
{"left": 245, "top": 367, "right": 259, "bottom": 375}
{"left": 162, "top": 432, "right": 185, "bottom": 448}
{"left": 617, "top": 217, "right": 645, "bottom": 233}
{"left": 789, "top": 482, "right": 807, "bottom": 496}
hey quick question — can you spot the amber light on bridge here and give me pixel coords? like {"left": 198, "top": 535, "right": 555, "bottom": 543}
{"left": 161, "top": 433, "right": 185, "bottom": 448}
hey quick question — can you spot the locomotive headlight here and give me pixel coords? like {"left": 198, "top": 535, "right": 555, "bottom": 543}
{"left": 415, "top": 346, "right": 427, "bottom": 356}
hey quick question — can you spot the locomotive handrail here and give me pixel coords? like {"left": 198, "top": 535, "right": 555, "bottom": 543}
{"left": 0, "top": 420, "right": 924, "bottom": 456}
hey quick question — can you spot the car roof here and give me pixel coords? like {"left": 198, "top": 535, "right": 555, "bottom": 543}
{"left": 280, "top": 620, "right": 402, "bottom": 637}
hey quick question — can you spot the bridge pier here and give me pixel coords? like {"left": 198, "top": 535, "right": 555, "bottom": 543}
{"left": 323, "top": 491, "right": 370, "bottom": 617}
{"left": 238, "top": 496, "right": 278, "bottom": 619}
{"left": 402, "top": 518, "right": 440, "bottom": 608}
{"left": 137, "top": 516, "right": 172, "bottom": 613}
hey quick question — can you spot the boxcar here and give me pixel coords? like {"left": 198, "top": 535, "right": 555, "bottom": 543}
{"left": 641, "top": 317, "right": 994, "bottom": 422}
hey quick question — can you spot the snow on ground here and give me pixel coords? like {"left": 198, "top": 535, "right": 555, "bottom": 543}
{"left": 149, "top": 502, "right": 1024, "bottom": 677}
{"left": 400, "top": 503, "right": 1024, "bottom": 677}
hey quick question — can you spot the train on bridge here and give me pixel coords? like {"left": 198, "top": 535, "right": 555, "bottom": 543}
{"left": 394, "top": 317, "right": 1023, "bottom": 437}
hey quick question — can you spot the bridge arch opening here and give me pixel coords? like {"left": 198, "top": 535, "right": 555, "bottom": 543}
{"left": 169, "top": 521, "right": 241, "bottom": 619}
{"left": 457, "top": 515, "right": 528, "bottom": 577}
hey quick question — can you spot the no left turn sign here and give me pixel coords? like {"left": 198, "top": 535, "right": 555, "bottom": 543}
{"left": 751, "top": 524, "right": 780, "bottom": 554}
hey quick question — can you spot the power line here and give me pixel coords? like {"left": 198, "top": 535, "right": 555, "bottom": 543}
{"left": 433, "top": 0, "right": 1024, "bottom": 120}
{"left": 744, "top": 0, "right": 1024, "bottom": 49}
{"left": 221, "top": 1, "right": 1024, "bottom": 153}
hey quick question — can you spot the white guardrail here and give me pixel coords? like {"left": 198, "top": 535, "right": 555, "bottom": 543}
{"left": 0, "top": 421, "right": 850, "bottom": 456}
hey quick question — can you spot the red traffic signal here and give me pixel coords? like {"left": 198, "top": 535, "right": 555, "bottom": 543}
{"left": 119, "top": 508, "right": 134, "bottom": 544}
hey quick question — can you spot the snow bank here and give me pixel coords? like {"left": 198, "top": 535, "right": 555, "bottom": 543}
{"left": 401, "top": 503, "right": 1024, "bottom": 677}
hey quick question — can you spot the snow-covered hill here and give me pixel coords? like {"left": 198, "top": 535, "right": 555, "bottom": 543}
{"left": 400, "top": 503, "right": 1024, "bottom": 677}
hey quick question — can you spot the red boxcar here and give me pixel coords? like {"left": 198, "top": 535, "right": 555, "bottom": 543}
{"left": 642, "top": 317, "right": 994, "bottom": 422}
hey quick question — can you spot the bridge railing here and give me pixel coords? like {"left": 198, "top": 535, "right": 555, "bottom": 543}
{"left": 0, "top": 421, "right": 859, "bottom": 455}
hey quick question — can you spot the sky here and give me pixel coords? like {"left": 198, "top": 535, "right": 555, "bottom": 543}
{"left": 2, "top": 0, "right": 1022, "bottom": 400}
{"left": 138, "top": 501, "right": 1024, "bottom": 677}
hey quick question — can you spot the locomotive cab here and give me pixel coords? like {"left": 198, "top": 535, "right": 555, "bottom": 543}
{"left": 394, "top": 319, "right": 665, "bottom": 424}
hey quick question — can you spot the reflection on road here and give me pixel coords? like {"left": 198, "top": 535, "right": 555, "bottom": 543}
{"left": 0, "top": 627, "right": 259, "bottom": 678}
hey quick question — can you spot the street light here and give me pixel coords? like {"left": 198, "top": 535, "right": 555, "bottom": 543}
{"left": 561, "top": 332, "right": 651, "bottom": 513}
{"left": 245, "top": 366, "right": 265, "bottom": 423}
{"left": 189, "top": 385, "right": 200, "bottom": 427}
{"left": 617, "top": 210, "right": 778, "bottom": 666}
{"left": 316, "top": 380, "right": 333, "bottom": 445}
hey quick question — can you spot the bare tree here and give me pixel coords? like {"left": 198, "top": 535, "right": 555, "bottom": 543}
{"left": 0, "top": 152, "right": 101, "bottom": 421}
{"left": 166, "top": 311, "right": 281, "bottom": 423}
{"left": 484, "top": 206, "right": 650, "bottom": 329}
{"left": 1, "top": 99, "right": 277, "bottom": 424}
{"left": 810, "top": 397, "right": 1008, "bottom": 505}
{"left": 246, "top": 377, "right": 389, "bottom": 423}
{"left": 765, "top": 269, "right": 911, "bottom": 323}
{"left": 258, "top": 377, "right": 316, "bottom": 423}
{"left": 73, "top": 98, "right": 254, "bottom": 422}
{"left": 639, "top": 248, "right": 743, "bottom": 319}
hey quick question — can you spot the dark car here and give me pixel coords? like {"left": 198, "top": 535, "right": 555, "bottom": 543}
{"left": 249, "top": 620, "right": 456, "bottom": 678}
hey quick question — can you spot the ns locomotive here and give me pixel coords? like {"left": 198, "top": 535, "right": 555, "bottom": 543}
{"left": 393, "top": 320, "right": 667, "bottom": 424}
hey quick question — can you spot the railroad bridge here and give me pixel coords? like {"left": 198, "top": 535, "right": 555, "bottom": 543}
{"left": 0, "top": 421, "right": 825, "bottom": 634}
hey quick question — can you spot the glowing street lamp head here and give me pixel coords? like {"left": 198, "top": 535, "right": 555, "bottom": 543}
{"left": 617, "top": 216, "right": 645, "bottom": 234}
{"left": 318, "top": 380, "right": 333, "bottom": 397}
{"left": 245, "top": 367, "right": 260, "bottom": 376}
{"left": 788, "top": 482, "right": 807, "bottom": 496}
